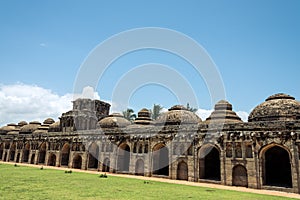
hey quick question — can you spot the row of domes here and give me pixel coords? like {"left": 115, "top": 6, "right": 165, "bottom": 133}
{"left": 1, "top": 93, "right": 300, "bottom": 133}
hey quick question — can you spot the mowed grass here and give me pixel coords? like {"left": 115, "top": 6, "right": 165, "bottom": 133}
{"left": 0, "top": 164, "right": 296, "bottom": 200}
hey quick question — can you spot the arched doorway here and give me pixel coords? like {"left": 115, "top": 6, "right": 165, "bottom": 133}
{"left": 232, "top": 165, "right": 248, "bottom": 187}
{"left": 31, "top": 154, "right": 35, "bottom": 164}
{"left": 48, "top": 154, "right": 56, "bottom": 166}
{"left": 117, "top": 143, "right": 130, "bottom": 172}
{"left": 152, "top": 143, "right": 169, "bottom": 176}
{"left": 199, "top": 146, "right": 220, "bottom": 181}
{"left": 16, "top": 153, "right": 20, "bottom": 163}
{"left": 22, "top": 143, "right": 30, "bottom": 163}
{"left": 38, "top": 142, "right": 46, "bottom": 164}
{"left": 73, "top": 154, "right": 82, "bottom": 169}
{"left": 88, "top": 143, "right": 99, "bottom": 169}
{"left": 102, "top": 158, "right": 110, "bottom": 172}
{"left": 264, "top": 146, "right": 292, "bottom": 188}
{"left": 177, "top": 161, "right": 188, "bottom": 180}
{"left": 9, "top": 143, "right": 16, "bottom": 161}
{"left": 135, "top": 159, "right": 144, "bottom": 176}
{"left": 0, "top": 144, "right": 3, "bottom": 160}
{"left": 61, "top": 143, "right": 70, "bottom": 166}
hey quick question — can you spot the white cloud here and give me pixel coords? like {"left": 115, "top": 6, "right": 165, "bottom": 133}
{"left": 39, "top": 43, "right": 46, "bottom": 47}
{"left": 195, "top": 108, "right": 213, "bottom": 120}
{"left": 0, "top": 84, "right": 101, "bottom": 126}
{"left": 236, "top": 111, "right": 249, "bottom": 122}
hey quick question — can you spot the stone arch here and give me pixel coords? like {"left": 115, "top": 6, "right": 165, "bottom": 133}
{"left": 102, "top": 157, "right": 110, "bottom": 172}
{"left": 9, "top": 143, "right": 16, "bottom": 161}
{"left": 88, "top": 142, "right": 99, "bottom": 169}
{"left": 152, "top": 143, "right": 169, "bottom": 176}
{"left": 260, "top": 144, "right": 292, "bottom": 188}
{"left": 22, "top": 143, "right": 30, "bottom": 163}
{"left": 61, "top": 143, "right": 70, "bottom": 166}
{"left": 72, "top": 154, "right": 82, "bottom": 169}
{"left": 198, "top": 145, "right": 220, "bottom": 181}
{"left": 117, "top": 143, "right": 130, "bottom": 172}
{"left": 232, "top": 165, "right": 248, "bottom": 187}
{"left": 38, "top": 142, "right": 47, "bottom": 164}
{"left": 16, "top": 153, "right": 21, "bottom": 163}
{"left": 177, "top": 161, "right": 188, "bottom": 180}
{"left": 135, "top": 159, "right": 144, "bottom": 176}
{"left": 48, "top": 153, "right": 56, "bottom": 166}
{"left": 0, "top": 143, "right": 3, "bottom": 160}
{"left": 138, "top": 144, "right": 143, "bottom": 154}
{"left": 30, "top": 153, "right": 35, "bottom": 164}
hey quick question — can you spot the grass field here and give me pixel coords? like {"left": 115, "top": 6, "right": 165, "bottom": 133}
{"left": 0, "top": 163, "right": 296, "bottom": 200}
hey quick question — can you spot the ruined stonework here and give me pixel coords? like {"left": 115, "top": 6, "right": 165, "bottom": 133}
{"left": 1, "top": 93, "right": 300, "bottom": 193}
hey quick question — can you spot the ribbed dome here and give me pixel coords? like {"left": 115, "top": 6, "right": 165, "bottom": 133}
{"left": 155, "top": 105, "right": 201, "bottom": 125}
{"left": 98, "top": 113, "right": 131, "bottom": 128}
{"left": 205, "top": 100, "right": 242, "bottom": 124}
{"left": 20, "top": 121, "right": 41, "bottom": 134}
{"left": 43, "top": 118, "right": 55, "bottom": 125}
{"left": 248, "top": 93, "right": 300, "bottom": 122}
{"left": 134, "top": 108, "right": 152, "bottom": 125}
{"left": 48, "top": 121, "right": 61, "bottom": 132}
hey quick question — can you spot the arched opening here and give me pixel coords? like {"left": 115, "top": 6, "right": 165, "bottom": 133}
{"left": 30, "top": 154, "right": 35, "bottom": 164}
{"left": 0, "top": 144, "right": 3, "bottom": 160}
{"left": 117, "top": 143, "right": 130, "bottom": 172}
{"left": 16, "top": 153, "right": 20, "bottom": 163}
{"left": 264, "top": 146, "right": 292, "bottom": 188}
{"left": 48, "top": 154, "right": 56, "bottom": 166}
{"left": 38, "top": 142, "right": 46, "bottom": 164}
{"left": 102, "top": 157, "right": 110, "bottom": 172}
{"left": 199, "top": 146, "right": 220, "bottom": 181}
{"left": 135, "top": 159, "right": 144, "bottom": 176}
{"left": 61, "top": 143, "right": 70, "bottom": 166}
{"left": 88, "top": 143, "right": 99, "bottom": 169}
{"left": 72, "top": 154, "right": 82, "bottom": 169}
{"left": 152, "top": 143, "right": 169, "bottom": 176}
{"left": 22, "top": 143, "right": 30, "bottom": 163}
{"left": 177, "top": 161, "right": 188, "bottom": 180}
{"left": 9, "top": 143, "right": 16, "bottom": 161}
{"left": 232, "top": 165, "right": 248, "bottom": 187}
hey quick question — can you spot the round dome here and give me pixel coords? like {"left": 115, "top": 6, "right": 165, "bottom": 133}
{"left": 48, "top": 121, "right": 61, "bottom": 132}
{"left": 155, "top": 105, "right": 201, "bottom": 125}
{"left": 205, "top": 100, "right": 242, "bottom": 124}
{"left": 0, "top": 124, "right": 17, "bottom": 134}
{"left": 134, "top": 108, "right": 152, "bottom": 125}
{"left": 19, "top": 121, "right": 41, "bottom": 134}
{"left": 18, "top": 121, "right": 28, "bottom": 127}
{"left": 98, "top": 113, "right": 131, "bottom": 128}
{"left": 43, "top": 118, "right": 55, "bottom": 125}
{"left": 248, "top": 93, "right": 300, "bottom": 122}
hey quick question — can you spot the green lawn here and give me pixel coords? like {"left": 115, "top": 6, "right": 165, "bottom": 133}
{"left": 0, "top": 164, "right": 296, "bottom": 200}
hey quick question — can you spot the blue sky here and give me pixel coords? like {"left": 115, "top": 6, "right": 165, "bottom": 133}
{"left": 0, "top": 0, "right": 299, "bottom": 125}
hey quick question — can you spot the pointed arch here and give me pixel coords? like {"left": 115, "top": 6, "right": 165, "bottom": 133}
{"left": 9, "top": 143, "right": 16, "bottom": 161}
{"left": 177, "top": 161, "right": 188, "bottom": 180}
{"left": 22, "top": 143, "right": 30, "bottom": 162}
{"left": 152, "top": 143, "right": 169, "bottom": 176}
{"left": 61, "top": 143, "right": 70, "bottom": 166}
{"left": 117, "top": 143, "right": 130, "bottom": 172}
{"left": 48, "top": 153, "right": 56, "bottom": 166}
{"left": 38, "top": 142, "right": 46, "bottom": 164}
{"left": 88, "top": 142, "right": 99, "bottom": 169}
{"left": 102, "top": 157, "right": 110, "bottom": 172}
{"left": 199, "top": 145, "right": 220, "bottom": 181}
{"left": 72, "top": 154, "right": 82, "bottom": 169}
{"left": 135, "top": 159, "right": 144, "bottom": 176}
{"left": 232, "top": 165, "right": 248, "bottom": 187}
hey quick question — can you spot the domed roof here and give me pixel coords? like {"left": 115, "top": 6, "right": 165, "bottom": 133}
{"left": 205, "top": 100, "right": 242, "bottom": 124}
{"left": 98, "top": 113, "right": 131, "bottom": 128}
{"left": 48, "top": 121, "right": 61, "bottom": 132}
{"left": 0, "top": 123, "right": 17, "bottom": 134}
{"left": 19, "top": 121, "right": 41, "bottom": 134}
{"left": 43, "top": 118, "right": 55, "bottom": 125}
{"left": 134, "top": 108, "right": 152, "bottom": 125}
{"left": 18, "top": 121, "right": 28, "bottom": 127}
{"left": 248, "top": 93, "right": 300, "bottom": 122}
{"left": 155, "top": 105, "right": 201, "bottom": 125}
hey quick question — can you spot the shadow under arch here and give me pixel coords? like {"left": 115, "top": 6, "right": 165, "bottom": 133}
{"left": 152, "top": 143, "right": 169, "bottom": 176}
{"left": 117, "top": 143, "right": 130, "bottom": 172}
{"left": 259, "top": 143, "right": 292, "bottom": 188}
{"left": 198, "top": 144, "right": 221, "bottom": 181}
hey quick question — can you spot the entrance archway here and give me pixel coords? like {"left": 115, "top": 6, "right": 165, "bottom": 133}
{"left": 88, "top": 143, "right": 99, "bottom": 169}
{"left": 31, "top": 154, "right": 35, "bottom": 164}
{"left": 23, "top": 143, "right": 30, "bottom": 163}
{"left": 135, "top": 159, "right": 144, "bottom": 176}
{"left": 48, "top": 154, "right": 56, "bottom": 166}
{"left": 152, "top": 143, "right": 169, "bottom": 176}
{"left": 38, "top": 142, "right": 46, "bottom": 164}
{"left": 177, "top": 161, "right": 188, "bottom": 180}
{"left": 73, "top": 154, "right": 82, "bottom": 169}
{"left": 199, "top": 146, "right": 220, "bottom": 181}
{"left": 102, "top": 158, "right": 110, "bottom": 172}
{"left": 9, "top": 143, "right": 16, "bottom": 161}
{"left": 232, "top": 165, "right": 248, "bottom": 187}
{"left": 264, "top": 146, "right": 292, "bottom": 187}
{"left": 117, "top": 143, "right": 130, "bottom": 172}
{"left": 61, "top": 143, "right": 70, "bottom": 166}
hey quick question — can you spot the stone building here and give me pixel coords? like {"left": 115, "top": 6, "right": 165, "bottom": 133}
{"left": 1, "top": 93, "right": 300, "bottom": 193}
